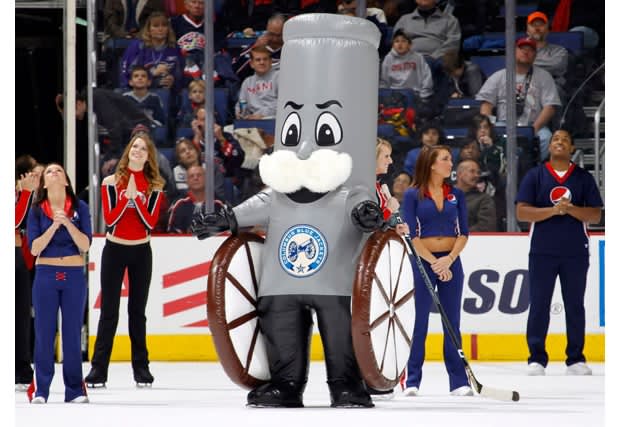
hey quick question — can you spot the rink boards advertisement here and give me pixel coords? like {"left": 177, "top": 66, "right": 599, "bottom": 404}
{"left": 87, "top": 234, "right": 605, "bottom": 361}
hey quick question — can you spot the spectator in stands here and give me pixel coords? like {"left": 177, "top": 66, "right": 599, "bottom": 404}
{"left": 171, "top": 0, "right": 237, "bottom": 92}
{"left": 235, "top": 46, "right": 279, "bottom": 120}
{"left": 173, "top": 137, "right": 200, "bottom": 193}
{"left": 526, "top": 12, "right": 569, "bottom": 91}
{"left": 27, "top": 163, "right": 92, "bottom": 404}
{"left": 467, "top": 114, "right": 506, "bottom": 191}
{"left": 123, "top": 65, "right": 167, "bottom": 126}
{"left": 15, "top": 155, "right": 39, "bottom": 392}
{"left": 177, "top": 79, "right": 205, "bottom": 128}
{"left": 337, "top": 0, "right": 391, "bottom": 57}
{"left": 120, "top": 11, "right": 184, "bottom": 91}
{"left": 168, "top": 164, "right": 223, "bottom": 233}
{"left": 392, "top": 0, "right": 461, "bottom": 61}
{"left": 233, "top": 13, "right": 286, "bottom": 82}
{"left": 440, "top": 49, "right": 485, "bottom": 100}
{"left": 55, "top": 88, "right": 154, "bottom": 176}
{"left": 103, "top": 0, "right": 165, "bottom": 40}
{"left": 379, "top": 29, "right": 434, "bottom": 102}
{"left": 192, "top": 108, "right": 245, "bottom": 183}
{"left": 516, "top": 128, "right": 603, "bottom": 376}
{"left": 391, "top": 170, "right": 412, "bottom": 203}
{"left": 475, "top": 37, "right": 561, "bottom": 162}
{"left": 403, "top": 121, "right": 455, "bottom": 177}
{"left": 454, "top": 159, "right": 497, "bottom": 232}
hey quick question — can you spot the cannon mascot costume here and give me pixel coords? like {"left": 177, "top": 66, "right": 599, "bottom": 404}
{"left": 192, "top": 14, "right": 384, "bottom": 408}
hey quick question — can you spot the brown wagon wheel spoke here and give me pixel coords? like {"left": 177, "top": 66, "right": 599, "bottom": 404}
{"left": 227, "top": 310, "right": 258, "bottom": 330}
{"left": 243, "top": 240, "right": 260, "bottom": 296}
{"left": 245, "top": 322, "right": 261, "bottom": 371}
{"left": 391, "top": 245, "right": 408, "bottom": 301}
{"left": 226, "top": 272, "right": 258, "bottom": 306}
{"left": 393, "top": 289, "right": 414, "bottom": 310}
{"left": 373, "top": 273, "right": 392, "bottom": 306}
{"left": 392, "top": 311, "right": 413, "bottom": 348}
{"left": 377, "top": 318, "right": 394, "bottom": 371}
{"left": 369, "top": 310, "right": 390, "bottom": 331}
{"left": 390, "top": 316, "right": 399, "bottom": 378}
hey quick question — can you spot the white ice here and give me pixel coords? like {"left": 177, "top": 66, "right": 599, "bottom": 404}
{"left": 14, "top": 361, "right": 605, "bottom": 427}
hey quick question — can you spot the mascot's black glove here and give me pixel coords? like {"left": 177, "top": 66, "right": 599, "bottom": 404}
{"left": 351, "top": 200, "right": 386, "bottom": 232}
{"left": 190, "top": 202, "right": 238, "bottom": 240}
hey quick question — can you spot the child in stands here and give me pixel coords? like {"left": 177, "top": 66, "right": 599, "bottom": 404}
{"left": 123, "top": 66, "right": 166, "bottom": 127}
{"left": 177, "top": 79, "right": 205, "bottom": 129}
{"left": 235, "top": 46, "right": 279, "bottom": 120}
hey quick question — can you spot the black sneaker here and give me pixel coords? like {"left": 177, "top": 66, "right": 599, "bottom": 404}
{"left": 329, "top": 382, "right": 374, "bottom": 408}
{"left": 133, "top": 365, "right": 154, "bottom": 386}
{"left": 85, "top": 367, "right": 108, "bottom": 388}
{"left": 247, "top": 382, "right": 304, "bottom": 408}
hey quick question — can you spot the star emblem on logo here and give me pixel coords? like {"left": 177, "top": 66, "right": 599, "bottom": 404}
{"left": 296, "top": 264, "right": 305, "bottom": 273}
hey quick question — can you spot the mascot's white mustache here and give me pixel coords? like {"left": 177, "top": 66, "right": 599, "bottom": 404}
{"left": 259, "top": 149, "right": 353, "bottom": 194}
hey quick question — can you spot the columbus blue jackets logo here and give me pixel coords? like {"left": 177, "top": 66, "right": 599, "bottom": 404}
{"left": 279, "top": 225, "right": 328, "bottom": 278}
{"left": 550, "top": 186, "right": 572, "bottom": 205}
{"left": 446, "top": 193, "right": 457, "bottom": 204}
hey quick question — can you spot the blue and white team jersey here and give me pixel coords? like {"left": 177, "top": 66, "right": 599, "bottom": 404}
{"left": 516, "top": 162, "right": 603, "bottom": 256}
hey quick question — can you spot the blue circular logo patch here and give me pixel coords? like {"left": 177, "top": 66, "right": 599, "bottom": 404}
{"left": 279, "top": 224, "right": 328, "bottom": 278}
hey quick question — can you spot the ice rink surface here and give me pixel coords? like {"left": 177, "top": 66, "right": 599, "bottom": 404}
{"left": 14, "top": 361, "right": 606, "bottom": 427}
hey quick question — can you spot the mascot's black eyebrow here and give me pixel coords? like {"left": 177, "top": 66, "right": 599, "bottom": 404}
{"left": 284, "top": 101, "right": 304, "bottom": 110}
{"left": 316, "top": 100, "right": 342, "bottom": 109}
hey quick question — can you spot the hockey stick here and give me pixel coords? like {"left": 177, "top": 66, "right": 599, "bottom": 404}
{"left": 381, "top": 185, "right": 519, "bottom": 402}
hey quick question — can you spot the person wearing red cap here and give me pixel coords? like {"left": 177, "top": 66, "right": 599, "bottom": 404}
{"left": 526, "top": 11, "right": 569, "bottom": 92}
{"left": 475, "top": 36, "right": 561, "bottom": 162}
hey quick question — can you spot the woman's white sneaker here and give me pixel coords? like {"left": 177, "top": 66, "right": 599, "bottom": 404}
{"left": 30, "top": 396, "right": 46, "bottom": 404}
{"left": 566, "top": 362, "right": 592, "bottom": 376}
{"left": 68, "top": 395, "right": 89, "bottom": 403}
{"left": 402, "top": 387, "right": 419, "bottom": 397}
{"left": 527, "top": 362, "right": 545, "bottom": 376}
{"left": 450, "top": 386, "right": 474, "bottom": 396}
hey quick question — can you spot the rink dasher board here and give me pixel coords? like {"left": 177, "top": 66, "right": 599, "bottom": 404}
{"left": 86, "top": 233, "right": 605, "bottom": 361}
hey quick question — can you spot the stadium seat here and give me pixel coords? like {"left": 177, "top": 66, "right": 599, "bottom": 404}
{"left": 494, "top": 126, "right": 539, "bottom": 179}
{"left": 152, "top": 126, "right": 169, "bottom": 147}
{"left": 175, "top": 127, "right": 194, "bottom": 141}
{"left": 152, "top": 88, "right": 171, "bottom": 125}
{"left": 442, "top": 127, "right": 470, "bottom": 148}
{"left": 233, "top": 119, "right": 276, "bottom": 136}
{"left": 158, "top": 147, "right": 175, "bottom": 167}
{"left": 379, "top": 88, "right": 417, "bottom": 112}
{"left": 377, "top": 123, "right": 396, "bottom": 139}
{"left": 226, "top": 36, "right": 257, "bottom": 49}
{"left": 470, "top": 56, "right": 505, "bottom": 78}
{"left": 442, "top": 98, "right": 482, "bottom": 127}
{"left": 466, "top": 31, "right": 584, "bottom": 54}
{"left": 546, "top": 31, "right": 584, "bottom": 54}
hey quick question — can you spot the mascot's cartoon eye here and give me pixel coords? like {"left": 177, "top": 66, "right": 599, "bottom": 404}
{"left": 281, "top": 112, "right": 302, "bottom": 146}
{"left": 315, "top": 112, "right": 342, "bottom": 146}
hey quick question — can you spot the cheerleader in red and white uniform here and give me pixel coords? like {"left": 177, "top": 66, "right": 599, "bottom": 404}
{"left": 85, "top": 127, "right": 165, "bottom": 387}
